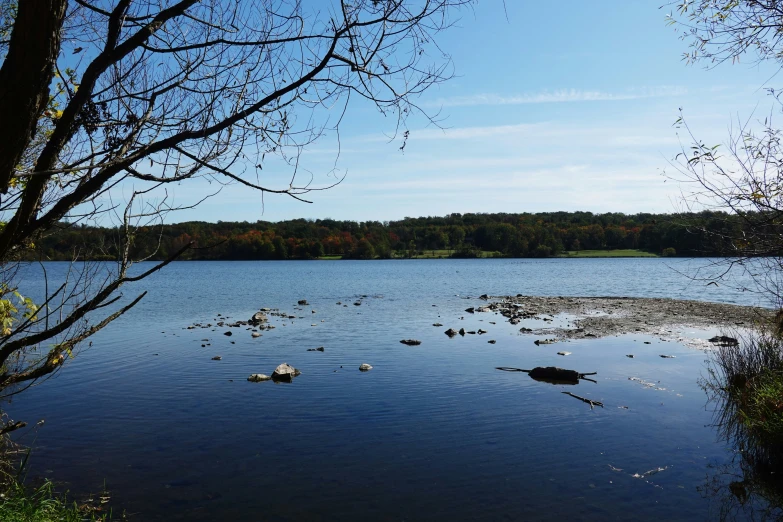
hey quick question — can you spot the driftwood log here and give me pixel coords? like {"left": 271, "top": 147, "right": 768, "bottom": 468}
{"left": 496, "top": 366, "right": 597, "bottom": 384}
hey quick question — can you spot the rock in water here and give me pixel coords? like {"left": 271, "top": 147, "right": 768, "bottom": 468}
{"left": 211, "top": 356, "right": 222, "bottom": 361}
{"left": 223, "top": 331, "right": 232, "bottom": 337}
{"left": 659, "top": 355, "right": 676, "bottom": 359}
{"left": 433, "top": 323, "right": 443, "bottom": 327}
{"left": 400, "top": 339, "right": 422, "bottom": 346}
{"left": 488, "top": 340, "right": 497, "bottom": 344}
{"left": 247, "top": 374, "right": 272, "bottom": 382}
{"left": 251, "top": 332, "right": 261, "bottom": 338}
{"left": 465, "top": 307, "right": 475, "bottom": 314}
{"left": 708, "top": 335, "right": 739, "bottom": 346}
{"left": 459, "top": 328, "right": 466, "bottom": 336}
{"left": 534, "top": 338, "right": 556, "bottom": 345}
{"left": 626, "top": 354, "right": 635, "bottom": 358}
{"left": 249, "top": 311, "right": 268, "bottom": 325}
{"left": 557, "top": 351, "right": 572, "bottom": 356}
{"left": 359, "top": 363, "right": 373, "bottom": 371}
{"left": 445, "top": 328, "right": 458, "bottom": 337}
{"left": 271, "top": 363, "right": 301, "bottom": 382}
{"left": 298, "top": 299, "right": 309, "bottom": 305}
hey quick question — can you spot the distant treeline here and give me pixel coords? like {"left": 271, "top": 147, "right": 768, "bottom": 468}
{"left": 35, "top": 211, "right": 746, "bottom": 261}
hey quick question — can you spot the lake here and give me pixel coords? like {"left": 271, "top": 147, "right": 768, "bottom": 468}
{"left": 5, "top": 258, "right": 778, "bottom": 520}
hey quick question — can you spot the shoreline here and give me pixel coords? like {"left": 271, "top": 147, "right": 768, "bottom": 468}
{"left": 483, "top": 295, "right": 773, "bottom": 344}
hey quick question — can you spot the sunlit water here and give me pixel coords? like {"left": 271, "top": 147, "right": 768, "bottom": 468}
{"left": 5, "top": 259, "right": 777, "bottom": 520}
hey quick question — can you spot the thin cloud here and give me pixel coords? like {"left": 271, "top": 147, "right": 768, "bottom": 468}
{"left": 428, "top": 86, "right": 688, "bottom": 108}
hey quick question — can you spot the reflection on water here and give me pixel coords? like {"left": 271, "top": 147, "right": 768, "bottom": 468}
{"left": 701, "top": 455, "right": 783, "bottom": 522}
{"left": 699, "top": 328, "right": 783, "bottom": 521}
{"left": 3, "top": 259, "right": 780, "bottom": 520}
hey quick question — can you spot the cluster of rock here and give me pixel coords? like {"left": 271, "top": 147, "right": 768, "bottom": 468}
{"left": 444, "top": 327, "right": 488, "bottom": 337}
{"left": 248, "top": 362, "right": 302, "bottom": 383}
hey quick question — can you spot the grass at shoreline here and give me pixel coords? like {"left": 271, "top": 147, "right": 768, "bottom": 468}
{"left": 559, "top": 249, "right": 659, "bottom": 258}
{"left": 0, "top": 479, "right": 111, "bottom": 521}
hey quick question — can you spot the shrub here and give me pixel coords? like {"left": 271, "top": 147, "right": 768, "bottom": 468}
{"left": 703, "top": 327, "right": 783, "bottom": 469}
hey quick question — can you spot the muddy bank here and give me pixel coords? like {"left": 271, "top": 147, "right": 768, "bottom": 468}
{"left": 485, "top": 295, "right": 773, "bottom": 342}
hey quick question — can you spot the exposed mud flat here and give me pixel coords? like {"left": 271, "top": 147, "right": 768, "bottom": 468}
{"left": 487, "top": 295, "right": 773, "bottom": 343}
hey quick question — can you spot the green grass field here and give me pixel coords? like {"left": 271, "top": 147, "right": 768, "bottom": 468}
{"left": 559, "top": 249, "right": 659, "bottom": 258}
{"left": 318, "top": 249, "right": 658, "bottom": 260}
{"left": 391, "top": 249, "right": 502, "bottom": 259}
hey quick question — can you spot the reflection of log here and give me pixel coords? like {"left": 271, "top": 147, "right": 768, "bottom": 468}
{"left": 562, "top": 391, "right": 604, "bottom": 409}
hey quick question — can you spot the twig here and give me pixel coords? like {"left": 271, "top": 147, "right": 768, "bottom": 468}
{"left": 562, "top": 391, "right": 604, "bottom": 409}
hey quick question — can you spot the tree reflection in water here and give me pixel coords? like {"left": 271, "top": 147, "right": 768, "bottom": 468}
{"left": 700, "top": 330, "right": 783, "bottom": 521}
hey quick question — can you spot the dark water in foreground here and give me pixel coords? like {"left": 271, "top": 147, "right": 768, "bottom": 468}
{"left": 5, "top": 259, "right": 777, "bottom": 520}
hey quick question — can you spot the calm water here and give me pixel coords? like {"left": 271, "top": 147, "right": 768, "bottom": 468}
{"left": 5, "top": 259, "right": 777, "bottom": 520}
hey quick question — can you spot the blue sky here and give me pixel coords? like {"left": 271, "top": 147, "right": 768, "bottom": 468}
{"left": 140, "top": 0, "right": 782, "bottom": 223}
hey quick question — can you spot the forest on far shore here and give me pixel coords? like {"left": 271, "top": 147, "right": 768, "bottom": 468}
{"left": 31, "top": 211, "right": 753, "bottom": 261}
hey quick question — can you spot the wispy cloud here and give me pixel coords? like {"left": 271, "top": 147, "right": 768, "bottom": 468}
{"left": 427, "top": 86, "right": 688, "bottom": 108}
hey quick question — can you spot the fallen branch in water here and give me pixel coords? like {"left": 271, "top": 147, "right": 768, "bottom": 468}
{"left": 562, "top": 391, "right": 604, "bottom": 409}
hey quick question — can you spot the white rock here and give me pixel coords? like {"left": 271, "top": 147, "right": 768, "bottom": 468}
{"left": 247, "top": 374, "right": 271, "bottom": 382}
{"left": 271, "top": 362, "right": 301, "bottom": 381}
{"left": 359, "top": 363, "right": 373, "bottom": 371}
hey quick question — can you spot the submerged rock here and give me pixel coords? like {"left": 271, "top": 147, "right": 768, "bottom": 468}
{"left": 271, "top": 363, "right": 301, "bottom": 382}
{"left": 400, "top": 339, "right": 422, "bottom": 346}
{"left": 307, "top": 346, "right": 325, "bottom": 352}
{"left": 247, "top": 374, "right": 272, "bottom": 382}
{"left": 359, "top": 363, "right": 373, "bottom": 371}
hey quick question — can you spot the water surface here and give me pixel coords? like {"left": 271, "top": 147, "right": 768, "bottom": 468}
{"left": 7, "top": 259, "right": 775, "bottom": 520}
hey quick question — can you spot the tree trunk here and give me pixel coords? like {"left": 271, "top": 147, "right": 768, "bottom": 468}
{"left": 0, "top": 0, "right": 67, "bottom": 193}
